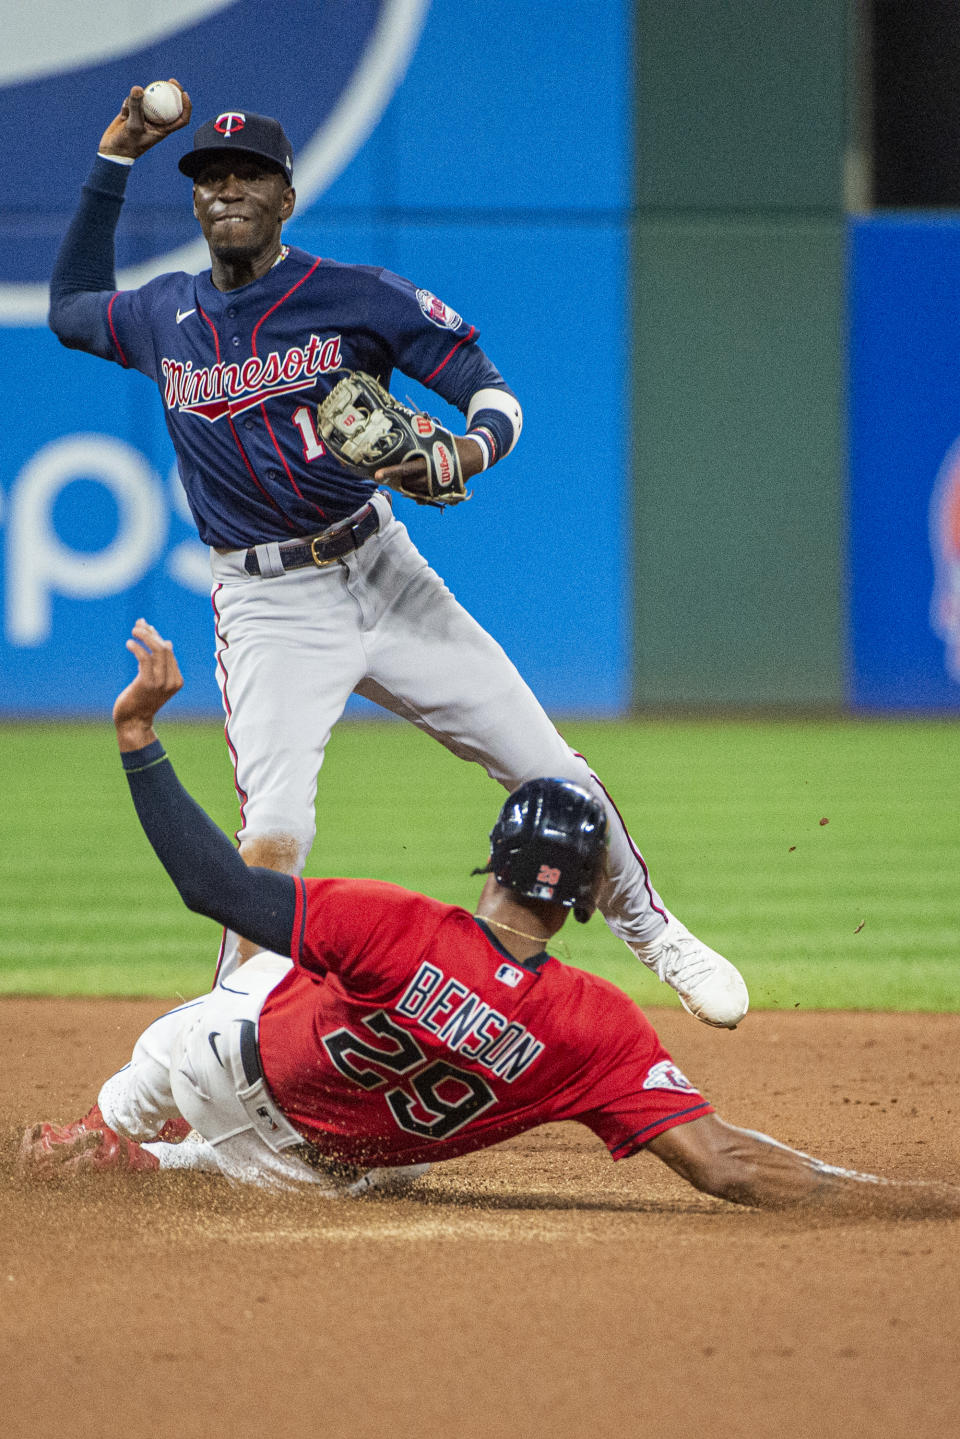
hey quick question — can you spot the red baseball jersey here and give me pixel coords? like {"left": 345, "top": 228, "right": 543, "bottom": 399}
{"left": 257, "top": 878, "right": 712, "bottom": 1167}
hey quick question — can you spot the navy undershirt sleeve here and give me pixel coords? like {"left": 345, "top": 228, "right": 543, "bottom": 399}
{"left": 48, "top": 156, "right": 129, "bottom": 357}
{"left": 121, "top": 740, "right": 296, "bottom": 955}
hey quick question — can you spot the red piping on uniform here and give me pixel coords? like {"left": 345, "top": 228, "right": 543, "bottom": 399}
{"left": 213, "top": 930, "right": 228, "bottom": 987}
{"left": 574, "top": 751, "right": 669, "bottom": 921}
{"left": 107, "top": 293, "right": 128, "bottom": 366}
{"left": 423, "top": 325, "right": 476, "bottom": 384}
{"left": 197, "top": 304, "right": 297, "bottom": 531}
{"left": 211, "top": 582, "right": 247, "bottom": 988}
{"left": 250, "top": 260, "right": 328, "bottom": 521}
{"left": 211, "top": 583, "right": 248, "bottom": 835}
{"left": 260, "top": 409, "right": 318, "bottom": 509}
{"left": 251, "top": 257, "right": 321, "bottom": 344}
{"left": 258, "top": 403, "right": 325, "bottom": 518}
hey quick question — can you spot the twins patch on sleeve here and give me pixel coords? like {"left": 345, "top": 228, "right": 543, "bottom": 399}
{"left": 416, "top": 289, "right": 462, "bottom": 330}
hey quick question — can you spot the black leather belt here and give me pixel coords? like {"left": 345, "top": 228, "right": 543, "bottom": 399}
{"left": 243, "top": 503, "right": 378, "bottom": 576}
{"left": 237, "top": 1018, "right": 365, "bottom": 1182}
{"left": 238, "top": 1018, "right": 265, "bottom": 1086}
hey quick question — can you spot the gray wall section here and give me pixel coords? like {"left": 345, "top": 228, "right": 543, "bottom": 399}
{"left": 631, "top": 2, "right": 849, "bottom": 706}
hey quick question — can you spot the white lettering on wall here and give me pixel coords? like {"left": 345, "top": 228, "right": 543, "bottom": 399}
{"left": 6, "top": 434, "right": 167, "bottom": 644}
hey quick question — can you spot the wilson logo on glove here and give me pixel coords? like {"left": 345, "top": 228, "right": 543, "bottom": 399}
{"left": 317, "top": 370, "right": 470, "bottom": 508}
{"left": 433, "top": 442, "right": 454, "bottom": 486}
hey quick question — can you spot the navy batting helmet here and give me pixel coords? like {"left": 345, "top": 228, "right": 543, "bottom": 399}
{"left": 476, "top": 778, "right": 608, "bottom": 923}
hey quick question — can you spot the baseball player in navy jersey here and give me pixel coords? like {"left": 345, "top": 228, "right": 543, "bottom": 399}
{"left": 49, "top": 81, "right": 749, "bottom": 1029}
{"left": 19, "top": 623, "right": 960, "bottom": 1220}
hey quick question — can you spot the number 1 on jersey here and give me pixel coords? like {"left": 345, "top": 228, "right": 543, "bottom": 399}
{"left": 292, "top": 405, "right": 327, "bottom": 461}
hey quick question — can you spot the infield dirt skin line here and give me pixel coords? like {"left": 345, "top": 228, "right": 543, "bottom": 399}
{"left": 1, "top": 1000, "right": 958, "bottom": 1439}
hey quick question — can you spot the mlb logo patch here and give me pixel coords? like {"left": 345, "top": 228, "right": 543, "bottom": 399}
{"left": 495, "top": 963, "right": 524, "bottom": 988}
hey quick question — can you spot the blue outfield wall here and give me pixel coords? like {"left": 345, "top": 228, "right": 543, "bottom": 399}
{"left": 13, "top": 8, "right": 958, "bottom": 719}
{"left": 0, "top": 0, "right": 631, "bottom": 717}
{"left": 848, "top": 216, "right": 960, "bottom": 710}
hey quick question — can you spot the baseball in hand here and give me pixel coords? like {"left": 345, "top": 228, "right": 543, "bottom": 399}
{"left": 142, "top": 81, "right": 184, "bottom": 125}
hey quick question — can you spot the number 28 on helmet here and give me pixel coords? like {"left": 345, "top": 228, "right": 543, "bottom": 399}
{"left": 475, "top": 778, "right": 609, "bottom": 923}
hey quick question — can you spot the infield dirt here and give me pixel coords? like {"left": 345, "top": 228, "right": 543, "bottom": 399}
{"left": 2, "top": 999, "right": 958, "bottom": 1439}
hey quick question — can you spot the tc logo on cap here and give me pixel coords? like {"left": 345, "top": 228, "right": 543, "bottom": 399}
{"left": 215, "top": 112, "right": 247, "bottom": 137}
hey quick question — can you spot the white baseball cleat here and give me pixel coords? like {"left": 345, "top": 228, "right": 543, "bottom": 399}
{"left": 630, "top": 912, "right": 749, "bottom": 1029}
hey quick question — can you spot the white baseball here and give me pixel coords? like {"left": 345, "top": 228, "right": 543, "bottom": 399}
{"left": 142, "top": 81, "right": 183, "bottom": 125}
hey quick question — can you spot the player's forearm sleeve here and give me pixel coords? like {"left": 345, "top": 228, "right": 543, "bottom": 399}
{"left": 466, "top": 387, "right": 523, "bottom": 461}
{"left": 121, "top": 741, "right": 297, "bottom": 954}
{"left": 429, "top": 346, "right": 521, "bottom": 462}
{"left": 48, "top": 156, "right": 129, "bottom": 357}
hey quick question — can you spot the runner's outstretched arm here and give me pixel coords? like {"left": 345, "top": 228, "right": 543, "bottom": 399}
{"left": 113, "top": 619, "right": 297, "bottom": 955}
{"left": 648, "top": 1113, "right": 960, "bottom": 1219}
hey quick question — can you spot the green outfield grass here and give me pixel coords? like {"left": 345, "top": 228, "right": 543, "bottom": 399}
{"left": 1, "top": 716, "right": 958, "bottom": 1011}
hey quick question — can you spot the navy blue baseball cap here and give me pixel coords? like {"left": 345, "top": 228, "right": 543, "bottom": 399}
{"left": 178, "top": 110, "right": 294, "bottom": 183}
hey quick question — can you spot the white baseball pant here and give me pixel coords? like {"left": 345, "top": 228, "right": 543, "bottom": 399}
{"left": 98, "top": 954, "right": 352, "bottom": 1191}
{"left": 210, "top": 492, "right": 666, "bottom": 976}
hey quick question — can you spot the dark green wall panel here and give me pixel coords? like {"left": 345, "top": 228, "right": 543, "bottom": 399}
{"left": 631, "top": 219, "right": 845, "bottom": 705}
{"left": 631, "top": 2, "right": 848, "bottom": 708}
{"left": 635, "top": 0, "right": 848, "bottom": 210}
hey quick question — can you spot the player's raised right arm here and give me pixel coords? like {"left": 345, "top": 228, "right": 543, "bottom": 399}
{"left": 49, "top": 83, "right": 190, "bottom": 357}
